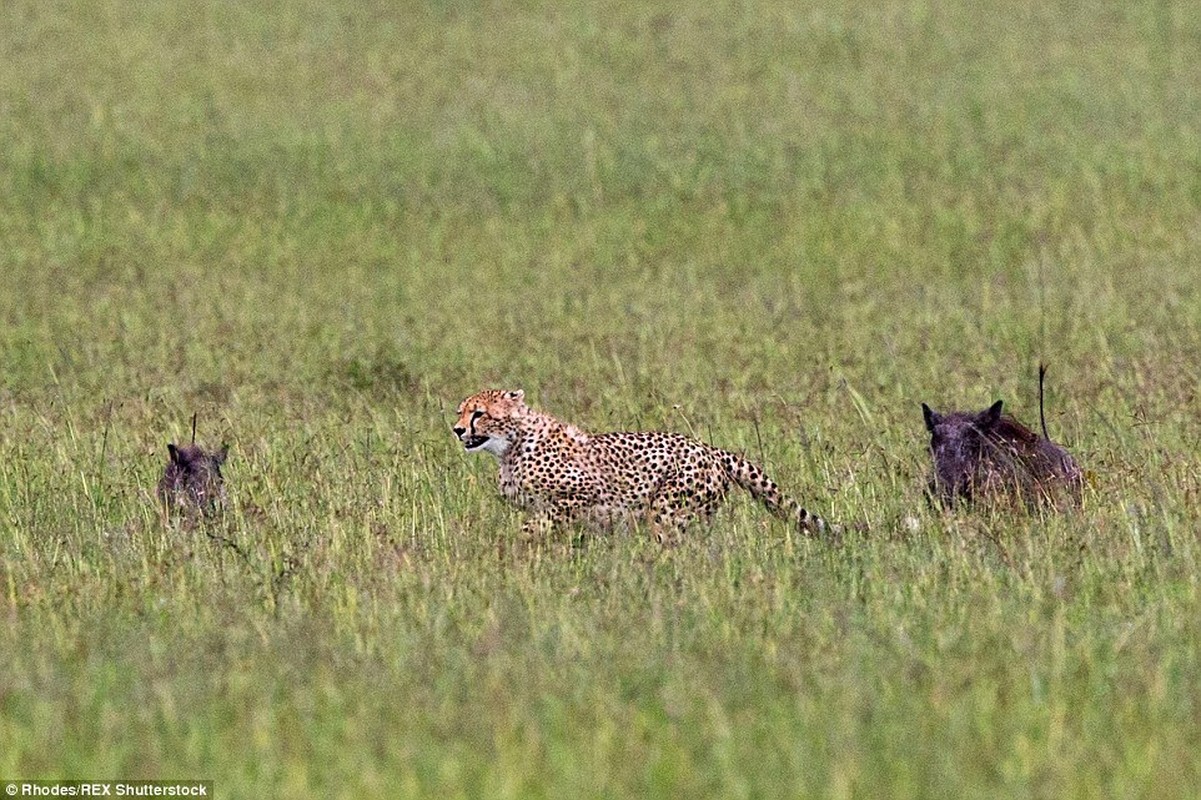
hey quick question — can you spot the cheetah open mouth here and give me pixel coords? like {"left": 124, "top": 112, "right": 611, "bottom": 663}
{"left": 461, "top": 435, "right": 489, "bottom": 451}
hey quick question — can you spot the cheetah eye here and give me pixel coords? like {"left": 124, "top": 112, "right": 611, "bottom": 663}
{"left": 470, "top": 410, "right": 484, "bottom": 421}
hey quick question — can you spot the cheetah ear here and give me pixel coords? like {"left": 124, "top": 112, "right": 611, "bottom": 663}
{"left": 506, "top": 389, "right": 525, "bottom": 402}
{"left": 921, "top": 403, "right": 939, "bottom": 432}
{"left": 167, "top": 443, "right": 182, "bottom": 464}
{"left": 980, "top": 400, "right": 1004, "bottom": 427}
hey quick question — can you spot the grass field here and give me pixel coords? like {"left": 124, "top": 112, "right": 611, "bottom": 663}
{"left": 2, "top": 0, "right": 1200, "bottom": 797}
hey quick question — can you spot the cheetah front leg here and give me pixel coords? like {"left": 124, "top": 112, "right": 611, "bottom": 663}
{"left": 520, "top": 510, "right": 557, "bottom": 538}
{"left": 520, "top": 498, "right": 592, "bottom": 539}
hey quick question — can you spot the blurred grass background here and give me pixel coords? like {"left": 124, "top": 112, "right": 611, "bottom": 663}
{"left": 1, "top": 0, "right": 1199, "bottom": 797}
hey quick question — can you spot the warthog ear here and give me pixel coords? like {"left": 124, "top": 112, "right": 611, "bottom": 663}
{"left": 215, "top": 444, "right": 230, "bottom": 466}
{"left": 980, "top": 400, "right": 1004, "bottom": 428}
{"left": 167, "top": 443, "right": 182, "bottom": 464}
{"left": 921, "top": 403, "right": 940, "bottom": 432}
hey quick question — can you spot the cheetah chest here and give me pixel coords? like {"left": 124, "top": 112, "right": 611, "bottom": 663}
{"left": 498, "top": 436, "right": 599, "bottom": 508}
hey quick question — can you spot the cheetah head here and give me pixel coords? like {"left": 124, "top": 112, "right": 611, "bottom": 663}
{"left": 453, "top": 389, "right": 527, "bottom": 458}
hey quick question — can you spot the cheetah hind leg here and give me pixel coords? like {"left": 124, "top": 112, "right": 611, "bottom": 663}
{"left": 649, "top": 507, "right": 689, "bottom": 546}
{"left": 647, "top": 480, "right": 721, "bottom": 545}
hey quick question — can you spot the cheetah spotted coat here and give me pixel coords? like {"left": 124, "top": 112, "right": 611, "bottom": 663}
{"left": 453, "top": 389, "right": 827, "bottom": 541}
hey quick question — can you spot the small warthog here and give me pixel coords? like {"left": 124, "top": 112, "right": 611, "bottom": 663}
{"left": 157, "top": 442, "right": 229, "bottom": 519}
{"left": 921, "top": 397, "right": 1083, "bottom": 509}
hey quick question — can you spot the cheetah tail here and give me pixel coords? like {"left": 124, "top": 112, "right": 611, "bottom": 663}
{"left": 724, "top": 452, "right": 828, "bottom": 537}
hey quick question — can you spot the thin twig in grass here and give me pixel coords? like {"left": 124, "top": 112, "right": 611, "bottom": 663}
{"left": 1038, "top": 362, "right": 1050, "bottom": 440}
{"left": 95, "top": 398, "right": 113, "bottom": 507}
{"left": 674, "top": 403, "right": 697, "bottom": 439}
{"left": 751, "top": 414, "right": 766, "bottom": 468}
{"left": 201, "top": 524, "right": 253, "bottom": 567}
{"left": 1037, "top": 249, "right": 1048, "bottom": 364}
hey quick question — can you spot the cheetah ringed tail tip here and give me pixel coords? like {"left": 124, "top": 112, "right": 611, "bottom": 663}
{"left": 796, "top": 505, "right": 827, "bottom": 534}
{"left": 723, "top": 451, "right": 832, "bottom": 539}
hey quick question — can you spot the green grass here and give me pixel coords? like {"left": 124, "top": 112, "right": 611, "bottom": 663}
{"left": 2, "top": 0, "right": 1200, "bottom": 797}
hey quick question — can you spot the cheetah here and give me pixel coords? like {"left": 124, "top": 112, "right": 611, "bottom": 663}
{"left": 452, "top": 389, "right": 828, "bottom": 542}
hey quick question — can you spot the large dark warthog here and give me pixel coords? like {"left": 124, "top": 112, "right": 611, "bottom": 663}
{"left": 922, "top": 370, "right": 1083, "bottom": 509}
